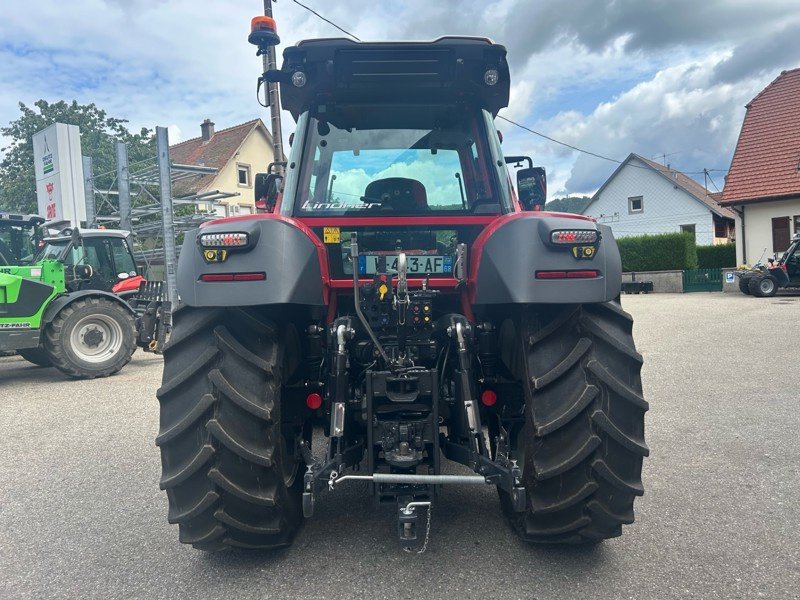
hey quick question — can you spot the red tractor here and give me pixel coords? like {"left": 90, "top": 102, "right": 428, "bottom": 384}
{"left": 735, "top": 233, "right": 800, "bottom": 297}
{"left": 155, "top": 28, "right": 647, "bottom": 552}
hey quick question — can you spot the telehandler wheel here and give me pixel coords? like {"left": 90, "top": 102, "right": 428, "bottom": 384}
{"left": 156, "top": 306, "right": 304, "bottom": 551}
{"left": 738, "top": 279, "right": 751, "bottom": 295}
{"left": 499, "top": 300, "right": 648, "bottom": 543}
{"left": 44, "top": 298, "right": 136, "bottom": 379}
{"left": 17, "top": 346, "right": 52, "bottom": 367}
{"left": 748, "top": 275, "right": 777, "bottom": 297}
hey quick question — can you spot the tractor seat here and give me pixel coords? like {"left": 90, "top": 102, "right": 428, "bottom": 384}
{"left": 363, "top": 177, "right": 428, "bottom": 212}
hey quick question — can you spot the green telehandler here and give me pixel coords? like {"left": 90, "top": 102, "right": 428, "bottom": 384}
{"left": 0, "top": 213, "right": 170, "bottom": 378}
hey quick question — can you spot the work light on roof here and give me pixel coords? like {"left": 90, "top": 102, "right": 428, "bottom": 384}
{"left": 291, "top": 71, "right": 307, "bottom": 88}
{"left": 484, "top": 68, "right": 499, "bottom": 86}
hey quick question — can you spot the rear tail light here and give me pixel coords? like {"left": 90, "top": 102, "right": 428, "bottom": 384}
{"left": 551, "top": 230, "right": 598, "bottom": 244}
{"left": 199, "top": 232, "right": 249, "bottom": 247}
{"left": 232, "top": 272, "right": 266, "bottom": 281}
{"left": 536, "top": 270, "right": 600, "bottom": 279}
{"left": 200, "top": 272, "right": 265, "bottom": 282}
{"left": 480, "top": 389, "right": 497, "bottom": 406}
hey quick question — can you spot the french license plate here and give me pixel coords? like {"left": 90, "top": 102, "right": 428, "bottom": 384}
{"left": 358, "top": 255, "right": 452, "bottom": 275}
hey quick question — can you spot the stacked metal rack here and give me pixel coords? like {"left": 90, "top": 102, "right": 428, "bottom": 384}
{"left": 84, "top": 126, "right": 239, "bottom": 305}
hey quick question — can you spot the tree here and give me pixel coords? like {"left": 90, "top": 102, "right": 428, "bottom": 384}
{"left": 544, "top": 195, "right": 592, "bottom": 214}
{"left": 0, "top": 100, "right": 154, "bottom": 214}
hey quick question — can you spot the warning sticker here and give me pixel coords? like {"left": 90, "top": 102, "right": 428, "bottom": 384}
{"left": 323, "top": 227, "right": 341, "bottom": 243}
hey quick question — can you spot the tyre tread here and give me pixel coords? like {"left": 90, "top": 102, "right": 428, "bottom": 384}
{"left": 157, "top": 306, "right": 302, "bottom": 551}
{"left": 501, "top": 300, "right": 647, "bottom": 544}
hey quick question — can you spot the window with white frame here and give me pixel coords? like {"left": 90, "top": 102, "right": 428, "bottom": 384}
{"left": 237, "top": 164, "right": 251, "bottom": 187}
{"left": 628, "top": 196, "right": 643, "bottom": 213}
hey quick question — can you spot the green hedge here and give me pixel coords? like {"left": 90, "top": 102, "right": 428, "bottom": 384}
{"left": 696, "top": 243, "right": 736, "bottom": 269}
{"left": 617, "top": 232, "right": 698, "bottom": 272}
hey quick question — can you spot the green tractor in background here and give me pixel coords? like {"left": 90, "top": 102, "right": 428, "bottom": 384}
{"left": 0, "top": 213, "right": 169, "bottom": 378}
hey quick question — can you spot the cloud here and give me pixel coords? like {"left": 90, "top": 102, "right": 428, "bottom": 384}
{"left": 544, "top": 53, "right": 776, "bottom": 194}
{"left": 712, "top": 21, "right": 800, "bottom": 84}
{"left": 0, "top": 0, "right": 797, "bottom": 204}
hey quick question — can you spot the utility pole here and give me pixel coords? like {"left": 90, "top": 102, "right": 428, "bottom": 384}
{"left": 263, "top": 0, "right": 284, "bottom": 171}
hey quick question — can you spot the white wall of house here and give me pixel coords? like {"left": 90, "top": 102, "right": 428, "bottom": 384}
{"left": 583, "top": 157, "right": 716, "bottom": 245}
{"left": 205, "top": 126, "right": 274, "bottom": 216}
{"left": 733, "top": 197, "right": 800, "bottom": 264}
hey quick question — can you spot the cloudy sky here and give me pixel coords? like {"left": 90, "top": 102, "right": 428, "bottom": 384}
{"left": 1, "top": 0, "right": 798, "bottom": 198}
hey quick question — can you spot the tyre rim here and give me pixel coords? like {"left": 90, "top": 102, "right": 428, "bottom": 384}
{"left": 280, "top": 425, "right": 301, "bottom": 487}
{"left": 760, "top": 279, "right": 774, "bottom": 294}
{"left": 69, "top": 314, "right": 124, "bottom": 363}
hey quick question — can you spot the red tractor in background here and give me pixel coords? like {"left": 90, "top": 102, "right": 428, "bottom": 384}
{"left": 154, "top": 22, "right": 647, "bottom": 552}
{"left": 736, "top": 233, "right": 800, "bottom": 297}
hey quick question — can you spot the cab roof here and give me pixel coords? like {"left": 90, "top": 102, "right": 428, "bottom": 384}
{"left": 0, "top": 212, "right": 45, "bottom": 226}
{"left": 276, "top": 37, "right": 510, "bottom": 120}
{"left": 44, "top": 228, "right": 132, "bottom": 242}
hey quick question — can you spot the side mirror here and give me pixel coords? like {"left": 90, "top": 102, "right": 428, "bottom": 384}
{"left": 254, "top": 172, "right": 282, "bottom": 213}
{"left": 74, "top": 264, "right": 93, "bottom": 280}
{"left": 517, "top": 167, "right": 547, "bottom": 211}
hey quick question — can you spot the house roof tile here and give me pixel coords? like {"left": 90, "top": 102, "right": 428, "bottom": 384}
{"left": 721, "top": 68, "right": 800, "bottom": 205}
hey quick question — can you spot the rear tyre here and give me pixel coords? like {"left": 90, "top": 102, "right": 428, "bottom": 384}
{"left": 17, "top": 346, "right": 52, "bottom": 367}
{"left": 156, "top": 306, "right": 303, "bottom": 551}
{"left": 499, "top": 300, "right": 648, "bottom": 543}
{"left": 45, "top": 298, "right": 136, "bottom": 379}
{"left": 748, "top": 276, "right": 777, "bottom": 297}
{"left": 738, "top": 279, "right": 751, "bottom": 295}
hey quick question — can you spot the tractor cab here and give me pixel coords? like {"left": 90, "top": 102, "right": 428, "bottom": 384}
{"left": 34, "top": 228, "right": 143, "bottom": 295}
{"left": 0, "top": 212, "right": 46, "bottom": 265}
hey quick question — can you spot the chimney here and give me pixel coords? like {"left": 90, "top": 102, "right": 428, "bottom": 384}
{"left": 201, "top": 119, "right": 215, "bottom": 142}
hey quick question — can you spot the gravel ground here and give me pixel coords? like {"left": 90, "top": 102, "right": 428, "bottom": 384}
{"left": 1, "top": 293, "right": 799, "bottom": 600}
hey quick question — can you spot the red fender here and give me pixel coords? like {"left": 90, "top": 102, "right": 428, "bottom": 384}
{"left": 113, "top": 274, "right": 145, "bottom": 294}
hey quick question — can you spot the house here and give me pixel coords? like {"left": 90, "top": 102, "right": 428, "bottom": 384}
{"left": 720, "top": 68, "right": 800, "bottom": 265}
{"left": 169, "top": 118, "right": 275, "bottom": 217}
{"left": 581, "top": 153, "right": 736, "bottom": 246}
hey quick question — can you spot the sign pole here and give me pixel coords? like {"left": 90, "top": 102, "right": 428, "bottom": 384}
{"left": 156, "top": 127, "right": 179, "bottom": 308}
{"left": 116, "top": 141, "right": 132, "bottom": 232}
{"left": 82, "top": 156, "right": 95, "bottom": 227}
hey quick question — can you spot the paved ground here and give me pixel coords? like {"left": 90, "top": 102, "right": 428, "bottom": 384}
{"left": 1, "top": 293, "right": 799, "bottom": 599}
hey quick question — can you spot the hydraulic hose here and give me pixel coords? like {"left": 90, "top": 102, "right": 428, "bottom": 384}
{"left": 350, "top": 234, "right": 391, "bottom": 365}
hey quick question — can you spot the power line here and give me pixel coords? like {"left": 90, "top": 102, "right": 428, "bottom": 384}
{"left": 498, "top": 115, "right": 622, "bottom": 166}
{"left": 705, "top": 169, "right": 721, "bottom": 192}
{"left": 497, "top": 114, "right": 727, "bottom": 177}
{"left": 292, "top": 0, "right": 361, "bottom": 41}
